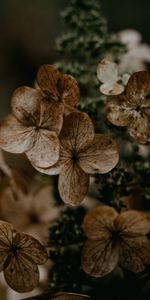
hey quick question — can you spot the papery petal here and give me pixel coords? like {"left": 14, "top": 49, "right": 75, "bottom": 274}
{"left": 15, "top": 233, "right": 48, "bottom": 264}
{"left": 4, "top": 254, "right": 39, "bottom": 292}
{"left": 0, "top": 248, "right": 8, "bottom": 271}
{"left": 60, "top": 112, "right": 95, "bottom": 152}
{"left": 79, "top": 134, "right": 119, "bottom": 174}
{"left": 39, "top": 99, "right": 63, "bottom": 134}
{"left": 26, "top": 130, "right": 60, "bottom": 168}
{"left": 82, "top": 239, "right": 119, "bottom": 277}
{"left": 128, "top": 114, "right": 150, "bottom": 144}
{"left": 97, "top": 58, "right": 119, "bottom": 84}
{"left": 0, "top": 115, "right": 35, "bottom": 153}
{"left": 0, "top": 221, "right": 14, "bottom": 245}
{"left": 37, "top": 64, "right": 61, "bottom": 100}
{"left": 126, "top": 71, "right": 150, "bottom": 104}
{"left": 115, "top": 210, "right": 150, "bottom": 236}
{"left": 82, "top": 206, "right": 118, "bottom": 240}
{"left": 31, "top": 145, "right": 69, "bottom": 174}
{"left": 11, "top": 87, "right": 42, "bottom": 125}
{"left": 58, "top": 162, "right": 89, "bottom": 206}
{"left": 141, "top": 99, "right": 150, "bottom": 117}
{"left": 21, "top": 293, "right": 90, "bottom": 300}
{"left": 100, "top": 83, "right": 124, "bottom": 96}
{"left": 58, "top": 74, "right": 80, "bottom": 106}
{"left": 119, "top": 236, "right": 150, "bottom": 272}
{"left": 106, "top": 96, "right": 132, "bottom": 126}
{"left": 53, "top": 293, "right": 90, "bottom": 300}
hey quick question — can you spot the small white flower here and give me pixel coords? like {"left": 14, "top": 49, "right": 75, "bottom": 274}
{"left": 97, "top": 57, "right": 129, "bottom": 96}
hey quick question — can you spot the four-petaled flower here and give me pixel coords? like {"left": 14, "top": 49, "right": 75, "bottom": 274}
{"left": 0, "top": 86, "right": 63, "bottom": 168}
{"left": 35, "top": 64, "right": 80, "bottom": 115}
{"left": 106, "top": 71, "right": 150, "bottom": 144}
{"left": 0, "top": 221, "right": 48, "bottom": 292}
{"left": 0, "top": 184, "right": 60, "bottom": 242}
{"left": 33, "top": 111, "right": 119, "bottom": 206}
{"left": 82, "top": 206, "right": 150, "bottom": 277}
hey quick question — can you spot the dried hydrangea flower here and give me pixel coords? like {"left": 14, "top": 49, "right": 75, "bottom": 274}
{"left": 118, "top": 29, "right": 150, "bottom": 73}
{"left": 0, "top": 221, "right": 48, "bottom": 292}
{"left": 36, "top": 64, "right": 80, "bottom": 115}
{"left": 0, "top": 184, "right": 60, "bottom": 242}
{"left": 0, "top": 86, "right": 63, "bottom": 168}
{"left": 32, "top": 111, "right": 119, "bottom": 206}
{"left": 97, "top": 57, "right": 129, "bottom": 96}
{"left": 21, "top": 292, "right": 90, "bottom": 300}
{"left": 106, "top": 71, "right": 150, "bottom": 144}
{"left": 82, "top": 206, "right": 150, "bottom": 278}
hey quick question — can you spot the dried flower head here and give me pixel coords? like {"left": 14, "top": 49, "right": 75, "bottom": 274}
{"left": 97, "top": 57, "right": 129, "bottom": 96}
{"left": 0, "top": 85, "right": 64, "bottom": 168}
{"left": 82, "top": 206, "right": 150, "bottom": 278}
{"left": 0, "top": 221, "right": 48, "bottom": 292}
{"left": 36, "top": 64, "right": 80, "bottom": 115}
{"left": 0, "top": 184, "right": 60, "bottom": 242}
{"left": 21, "top": 292, "right": 90, "bottom": 300}
{"left": 32, "top": 111, "right": 119, "bottom": 206}
{"left": 106, "top": 71, "right": 150, "bottom": 144}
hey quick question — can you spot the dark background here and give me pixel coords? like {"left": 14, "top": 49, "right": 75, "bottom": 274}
{"left": 0, "top": 0, "right": 149, "bottom": 117}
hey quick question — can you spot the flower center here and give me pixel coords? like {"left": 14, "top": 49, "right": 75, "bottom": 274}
{"left": 29, "top": 213, "right": 39, "bottom": 224}
{"left": 10, "top": 243, "right": 21, "bottom": 255}
{"left": 71, "top": 150, "right": 79, "bottom": 163}
{"left": 110, "top": 230, "right": 121, "bottom": 243}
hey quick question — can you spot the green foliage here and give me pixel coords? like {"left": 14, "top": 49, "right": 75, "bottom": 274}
{"left": 56, "top": 0, "right": 125, "bottom": 103}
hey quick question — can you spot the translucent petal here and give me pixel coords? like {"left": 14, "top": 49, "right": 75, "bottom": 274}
{"left": 79, "top": 134, "right": 119, "bottom": 174}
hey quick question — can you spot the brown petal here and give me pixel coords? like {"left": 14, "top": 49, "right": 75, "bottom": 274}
{"left": 0, "top": 115, "right": 35, "bottom": 153}
{"left": 119, "top": 236, "right": 150, "bottom": 272}
{"left": 4, "top": 254, "right": 39, "bottom": 292}
{"left": 21, "top": 293, "right": 90, "bottom": 300}
{"left": 37, "top": 64, "right": 61, "bottom": 100}
{"left": 26, "top": 130, "right": 60, "bottom": 168}
{"left": 60, "top": 112, "right": 95, "bottom": 152}
{"left": 128, "top": 114, "right": 150, "bottom": 144}
{"left": 39, "top": 98, "right": 63, "bottom": 134}
{"left": 79, "top": 134, "right": 119, "bottom": 174}
{"left": 30, "top": 143, "right": 69, "bottom": 174}
{"left": 126, "top": 71, "right": 150, "bottom": 104}
{"left": 58, "top": 162, "right": 89, "bottom": 206}
{"left": 0, "top": 221, "right": 14, "bottom": 245}
{"left": 59, "top": 74, "right": 80, "bottom": 106}
{"left": 115, "top": 210, "right": 150, "bottom": 236}
{"left": 141, "top": 99, "right": 150, "bottom": 117}
{"left": 11, "top": 86, "right": 42, "bottom": 125}
{"left": 82, "top": 206, "right": 118, "bottom": 240}
{"left": 82, "top": 239, "right": 119, "bottom": 277}
{"left": 16, "top": 233, "right": 48, "bottom": 264}
{"left": 52, "top": 293, "right": 91, "bottom": 300}
{"left": 106, "top": 96, "right": 132, "bottom": 126}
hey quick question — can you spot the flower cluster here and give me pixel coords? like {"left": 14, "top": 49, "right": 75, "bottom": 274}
{"left": 0, "top": 65, "right": 119, "bottom": 206}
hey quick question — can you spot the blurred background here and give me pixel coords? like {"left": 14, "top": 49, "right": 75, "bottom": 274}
{"left": 0, "top": 0, "right": 149, "bottom": 117}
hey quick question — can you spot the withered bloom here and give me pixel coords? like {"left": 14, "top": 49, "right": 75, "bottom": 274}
{"left": 82, "top": 206, "right": 150, "bottom": 277}
{"left": 0, "top": 86, "right": 63, "bottom": 168}
{"left": 33, "top": 112, "right": 119, "bottom": 206}
{"left": 0, "top": 184, "right": 60, "bottom": 242}
{"left": 106, "top": 71, "right": 150, "bottom": 144}
{"left": 0, "top": 221, "right": 48, "bottom": 292}
{"left": 21, "top": 292, "right": 90, "bottom": 300}
{"left": 36, "top": 64, "right": 80, "bottom": 115}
